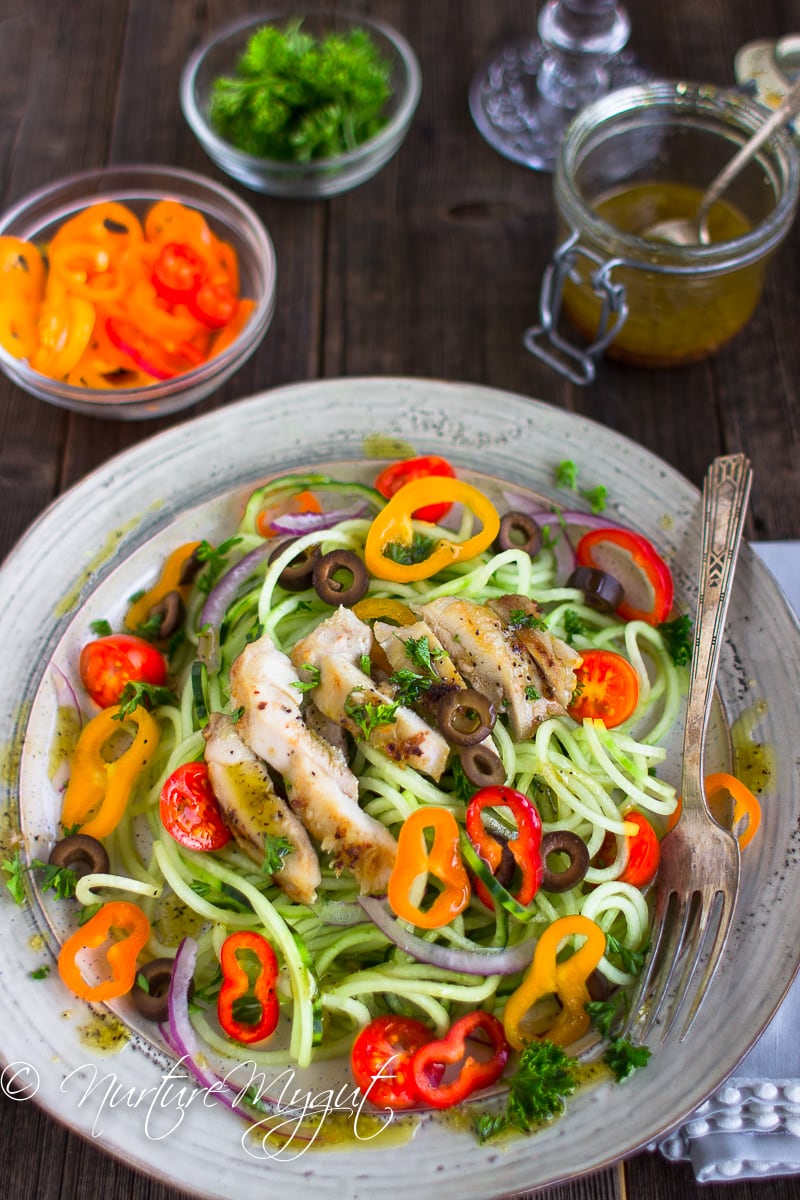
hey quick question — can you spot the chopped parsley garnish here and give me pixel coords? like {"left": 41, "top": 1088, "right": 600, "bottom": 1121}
{"left": 344, "top": 690, "right": 399, "bottom": 739}
{"left": 603, "top": 1038, "right": 652, "bottom": 1082}
{"left": 474, "top": 1039, "right": 578, "bottom": 1142}
{"left": 261, "top": 834, "right": 293, "bottom": 876}
{"left": 554, "top": 460, "right": 608, "bottom": 513}
{"left": 77, "top": 902, "right": 103, "bottom": 926}
{"left": 563, "top": 609, "right": 586, "bottom": 644}
{"left": 89, "top": 618, "right": 113, "bottom": 637}
{"left": 136, "top": 611, "right": 167, "bottom": 640}
{"left": 2, "top": 851, "right": 26, "bottom": 905}
{"left": 449, "top": 755, "right": 478, "bottom": 804}
{"left": 400, "top": 634, "right": 443, "bottom": 676}
{"left": 555, "top": 460, "right": 579, "bottom": 490}
{"left": 657, "top": 613, "right": 693, "bottom": 666}
{"left": 524, "top": 684, "right": 540, "bottom": 701}
{"left": 136, "top": 972, "right": 151, "bottom": 994}
{"left": 195, "top": 536, "right": 243, "bottom": 595}
{"left": 359, "top": 653, "right": 373, "bottom": 676}
{"left": 508, "top": 609, "right": 547, "bottom": 631}
{"left": 605, "top": 933, "right": 649, "bottom": 976}
{"left": 30, "top": 965, "right": 51, "bottom": 980}
{"left": 291, "top": 663, "right": 321, "bottom": 693}
{"left": 3, "top": 851, "right": 80, "bottom": 904}
{"left": 384, "top": 532, "right": 437, "bottom": 566}
{"left": 113, "top": 680, "right": 176, "bottom": 720}
{"left": 586, "top": 995, "right": 652, "bottom": 1082}
{"left": 389, "top": 667, "right": 432, "bottom": 706}
{"left": 189, "top": 880, "right": 249, "bottom": 913}
{"left": 29, "top": 859, "right": 79, "bottom": 901}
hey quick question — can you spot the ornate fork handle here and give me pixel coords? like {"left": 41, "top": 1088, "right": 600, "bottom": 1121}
{"left": 682, "top": 454, "right": 753, "bottom": 809}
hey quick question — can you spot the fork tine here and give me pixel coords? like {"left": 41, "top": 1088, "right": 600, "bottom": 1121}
{"left": 669, "top": 889, "right": 737, "bottom": 1041}
{"left": 634, "top": 891, "right": 694, "bottom": 1042}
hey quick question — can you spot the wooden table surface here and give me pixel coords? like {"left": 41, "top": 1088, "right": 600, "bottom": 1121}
{"left": 2, "top": 1, "right": 800, "bottom": 1197}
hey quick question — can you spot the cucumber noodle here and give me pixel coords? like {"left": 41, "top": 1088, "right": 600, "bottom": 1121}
{"left": 72, "top": 474, "right": 683, "bottom": 1072}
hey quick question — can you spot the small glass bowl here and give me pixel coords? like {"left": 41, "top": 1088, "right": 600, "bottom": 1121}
{"left": 180, "top": 8, "right": 422, "bottom": 198}
{"left": 0, "top": 165, "right": 277, "bottom": 420}
{"left": 526, "top": 81, "right": 800, "bottom": 380}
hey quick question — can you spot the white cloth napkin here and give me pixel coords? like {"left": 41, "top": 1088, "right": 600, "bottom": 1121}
{"left": 657, "top": 541, "right": 800, "bottom": 1182}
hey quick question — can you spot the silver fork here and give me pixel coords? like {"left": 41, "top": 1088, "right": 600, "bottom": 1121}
{"left": 623, "top": 453, "right": 752, "bottom": 1044}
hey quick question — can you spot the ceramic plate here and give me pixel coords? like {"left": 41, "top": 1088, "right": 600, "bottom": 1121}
{"left": 2, "top": 378, "right": 799, "bottom": 1199}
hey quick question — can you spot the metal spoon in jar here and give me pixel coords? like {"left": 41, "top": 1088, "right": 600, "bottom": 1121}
{"left": 644, "top": 76, "right": 800, "bottom": 245}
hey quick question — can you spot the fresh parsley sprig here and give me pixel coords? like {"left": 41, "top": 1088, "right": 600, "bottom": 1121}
{"left": 474, "top": 1039, "right": 578, "bottom": 1142}
{"left": 208, "top": 20, "right": 392, "bottom": 163}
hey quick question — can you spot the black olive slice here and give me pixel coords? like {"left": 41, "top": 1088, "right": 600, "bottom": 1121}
{"left": 270, "top": 539, "right": 320, "bottom": 592}
{"left": 494, "top": 511, "right": 543, "bottom": 558}
{"left": 566, "top": 565, "right": 625, "bottom": 614}
{"left": 540, "top": 829, "right": 590, "bottom": 892}
{"left": 178, "top": 546, "right": 203, "bottom": 586}
{"left": 458, "top": 743, "right": 505, "bottom": 787}
{"left": 587, "top": 970, "right": 611, "bottom": 1003}
{"left": 312, "top": 549, "right": 369, "bottom": 606}
{"left": 437, "top": 689, "right": 496, "bottom": 746}
{"left": 493, "top": 836, "right": 517, "bottom": 889}
{"left": 146, "top": 590, "right": 185, "bottom": 639}
{"left": 48, "top": 834, "right": 109, "bottom": 878}
{"left": 131, "top": 958, "right": 176, "bottom": 1022}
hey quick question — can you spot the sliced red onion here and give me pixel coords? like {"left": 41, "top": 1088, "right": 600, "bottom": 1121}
{"left": 198, "top": 540, "right": 277, "bottom": 669}
{"left": 269, "top": 502, "right": 368, "bottom": 535}
{"left": 358, "top": 896, "right": 537, "bottom": 975}
{"left": 50, "top": 663, "right": 83, "bottom": 727}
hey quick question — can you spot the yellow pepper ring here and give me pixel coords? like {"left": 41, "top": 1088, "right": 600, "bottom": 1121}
{"left": 364, "top": 477, "right": 501, "bottom": 583}
{"left": 125, "top": 541, "right": 201, "bottom": 634}
{"left": 351, "top": 596, "right": 417, "bottom": 626}
{"left": 61, "top": 704, "right": 159, "bottom": 839}
{"left": 503, "top": 914, "right": 606, "bottom": 1050}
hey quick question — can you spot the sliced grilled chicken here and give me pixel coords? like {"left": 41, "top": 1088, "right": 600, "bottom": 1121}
{"left": 229, "top": 634, "right": 397, "bottom": 894}
{"left": 203, "top": 712, "right": 321, "bottom": 905}
{"left": 372, "top": 619, "right": 466, "bottom": 689}
{"left": 488, "top": 594, "right": 582, "bottom": 713}
{"left": 290, "top": 608, "right": 451, "bottom": 780}
{"left": 420, "top": 594, "right": 578, "bottom": 740}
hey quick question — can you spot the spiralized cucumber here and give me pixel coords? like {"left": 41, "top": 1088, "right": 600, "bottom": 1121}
{"left": 78, "top": 472, "right": 682, "bottom": 1070}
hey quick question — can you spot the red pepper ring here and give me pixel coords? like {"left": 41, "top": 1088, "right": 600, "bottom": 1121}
{"left": 575, "top": 527, "right": 673, "bottom": 625}
{"left": 151, "top": 241, "right": 206, "bottom": 305}
{"left": 217, "top": 930, "right": 280, "bottom": 1045}
{"left": 411, "top": 1010, "right": 510, "bottom": 1109}
{"left": 465, "top": 785, "right": 543, "bottom": 910}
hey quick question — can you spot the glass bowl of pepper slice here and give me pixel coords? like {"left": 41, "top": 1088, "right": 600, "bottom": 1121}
{"left": 180, "top": 9, "right": 422, "bottom": 198}
{"left": 0, "top": 165, "right": 277, "bottom": 419}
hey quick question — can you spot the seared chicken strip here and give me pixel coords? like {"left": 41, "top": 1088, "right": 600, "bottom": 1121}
{"left": 203, "top": 712, "right": 321, "bottom": 904}
{"left": 291, "top": 608, "right": 451, "bottom": 781}
{"left": 488, "top": 594, "right": 582, "bottom": 713}
{"left": 372, "top": 619, "right": 466, "bottom": 689}
{"left": 420, "top": 595, "right": 580, "bottom": 740}
{"left": 230, "top": 634, "right": 397, "bottom": 894}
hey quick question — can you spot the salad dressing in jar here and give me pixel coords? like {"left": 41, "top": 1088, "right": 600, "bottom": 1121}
{"left": 525, "top": 82, "right": 800, "bottom": 382}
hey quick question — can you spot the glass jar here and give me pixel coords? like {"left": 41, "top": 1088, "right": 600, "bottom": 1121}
{"left": 525, "top": 81, "right": 800, "bottom": 383}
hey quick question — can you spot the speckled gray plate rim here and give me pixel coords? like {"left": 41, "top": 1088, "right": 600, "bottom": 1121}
{"left": 0, "top": 376, "right": 798, "bottom": 1200}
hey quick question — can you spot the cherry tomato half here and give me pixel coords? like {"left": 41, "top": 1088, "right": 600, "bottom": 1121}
{"left": 568, "top": 648, "right": 640, "bottom": 729}
{"left": 159, "top": 761, "right": 231, "bottom": 852}
{"left": 79, "top": 633, "right": 167, "bottom": 709}
{"left": 374, "top": 455, "right": 457, "bottom": 524}
{"left": 598, "top": 810, "right": 661, "bottom": 887}
{"left": 350, "top": 1014, "right": 436, "bottom": 1110}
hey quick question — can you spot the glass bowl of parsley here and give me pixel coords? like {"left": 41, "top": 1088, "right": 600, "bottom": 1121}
{"left": 180, "top": 9, "right": 422, "bottom": 198}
